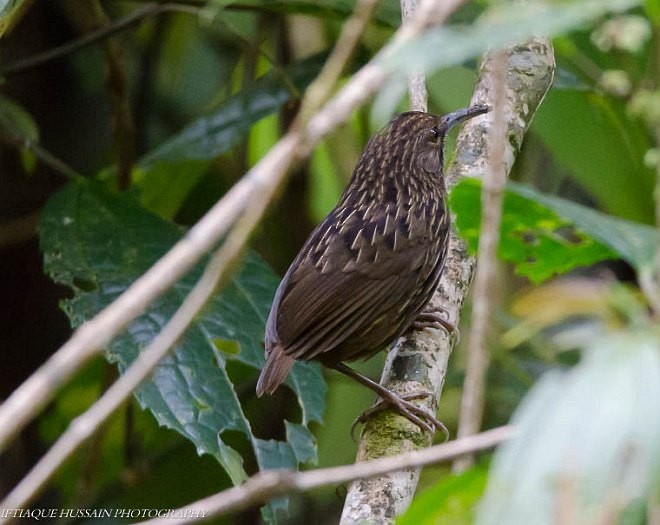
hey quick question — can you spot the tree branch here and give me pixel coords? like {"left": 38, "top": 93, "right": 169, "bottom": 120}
{"left": 400, "top": 0, "right": 427, "bottom": 112}
{"left": 340, "top": 39, "right": 555, "bottom": 524}
{"left": 453, "top": 50, "right": 509, "bottom": 473}
{"left": 135, "top": 426, "right": 514, "bottom": 525}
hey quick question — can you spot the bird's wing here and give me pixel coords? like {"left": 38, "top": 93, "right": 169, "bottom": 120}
{"left": 267, "top": 204, "right": 446, "bottom": 361}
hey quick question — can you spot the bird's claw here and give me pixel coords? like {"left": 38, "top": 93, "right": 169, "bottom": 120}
{"left": 411, "top": 306, "right": 460, "bottom": 343}
{"left": 350, "top": 391, "right": 449, "bottom": 442}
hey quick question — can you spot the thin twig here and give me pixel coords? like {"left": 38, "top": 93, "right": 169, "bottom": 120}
{"left": 134, "top": 15, "right": 168, "bottom": 154}
{"left": 0, "top": 3, "right": 178, "bottom": 77}
{"left": 28, "top": 142, "right": 83, "bottom": 180}
{"left": 63, "top": 0, "right": 137, "bottom": 190}
{"left": 0, "top": 0, "right": 458, "bottom": 457}
{"left": 453, "top": 51, "right": 509, "bottom": 473}
{"left": 0, "top": 133, "right": 83, "bottom": 180}
{"left": 134, "top": 426, "right": 514, "bottom": 525}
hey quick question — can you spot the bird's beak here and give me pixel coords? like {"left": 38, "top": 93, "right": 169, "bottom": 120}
{"left": 440, "top": 104, "right": 490, "bottom": 130}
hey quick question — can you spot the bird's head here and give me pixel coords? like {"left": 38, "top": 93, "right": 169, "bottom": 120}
{"left": 385, "top": 104, "right": 489, "bottom": 174}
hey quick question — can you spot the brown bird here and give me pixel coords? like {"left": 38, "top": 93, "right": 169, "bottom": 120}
{"left": 256, "top": 105, "right": 489, "bottom": 432}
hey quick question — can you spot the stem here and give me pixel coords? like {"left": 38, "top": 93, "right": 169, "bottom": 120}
{"left": 91, "top": 1, "right": 137, "bottom": 190}
{"left": 453, "top": 51, "right": 508, "bottom": 473}
{"left": 401, "top": 0, "right": 427, "bottom": 112}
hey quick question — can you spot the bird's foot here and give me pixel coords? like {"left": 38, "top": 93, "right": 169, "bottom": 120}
{"left": 330, "top": 363, "right": 449, "bottom": 441}
{"left": 350, "top": 390, "right": 449, "bottom": 442}
{"left": 411, "top": 306, "right": 460, "bottom": 343}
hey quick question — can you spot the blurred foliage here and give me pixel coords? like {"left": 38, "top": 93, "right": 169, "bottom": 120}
{"left": 478, "top": 284, "right": 660, "bottom": 525}
{"left": 398, "top": 465, "right": 489, "bottom": 525}
{"left": 0, "top": 0, "right": 659, "bottom": 523}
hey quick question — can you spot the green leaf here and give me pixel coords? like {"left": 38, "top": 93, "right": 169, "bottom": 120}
{"left": 0, "top": 93, "right": 39, "bottom": 142}
{"left": 217, "top": 436, "right": 248, "bottom": 485}
{"left": 477, "top": 331, "right": 660, "bottom": 525}
{"left": 507, "top": 182, "right": 657, "bottom": 274}
{"left": 140, "top": 53, "right": 326, "bottom": 166}
{"left": 134, "top": 160, "right": 209, "bottom": 219}
{"left": 398, "top": 465, "right": 489, "bottom": 525}
{"left": 646, "top": 0, "right": 660, "bottom": 24}
{"left": 532, "top": 88, "right": 654, "bottom": 223}
{"left": 309, "top": 141, "right": 343, "bottom": 222}
{"left": 40, "top": 181, "right": 326, "bottom": 520}
{"left": 248, "top": 112, "right": 279, "bottom": 167}
{"left": 450, "top": 179, "right": 617, "bottom": 284}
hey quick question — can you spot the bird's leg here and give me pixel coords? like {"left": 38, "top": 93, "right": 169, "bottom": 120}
{"left": 330, "top": 362, "right": 448, "bottom": 439}
{"left": 410, "top": 305, "right": 460, "bottom": 343}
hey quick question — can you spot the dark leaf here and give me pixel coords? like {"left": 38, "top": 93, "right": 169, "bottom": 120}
{"left": 40, "top": 181, "right": 326, "bottom": 521}
{"left": 140, "top": 54, "right": 326, "bottom": 166}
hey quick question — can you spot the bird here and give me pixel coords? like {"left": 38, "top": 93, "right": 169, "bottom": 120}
{"left": 256, "top": 105, "right": 490, "bottom": 433}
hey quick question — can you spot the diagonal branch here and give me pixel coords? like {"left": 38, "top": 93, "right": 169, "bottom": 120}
{"left": 135, "top": 426, "right": 515, "bottom": 525}
{"left": 0, "top": 3, "right": 173, "bottom": 77}
{"left": 340, "top": 40, "right": 555, "bottom": 524}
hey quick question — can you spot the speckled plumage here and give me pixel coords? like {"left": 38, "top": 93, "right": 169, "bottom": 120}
{"left": 257, "top": 106, "right": 488, "bottom": 397}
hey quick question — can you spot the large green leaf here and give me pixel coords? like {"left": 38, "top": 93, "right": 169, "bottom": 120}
{"left": 532, "top": 88, "right": 654, "bottom": 223}
{"left": 450, "top": 179, "right": 616, "bottom": 284}
{"left": 506, "top": 182, "right": 657, "bottom": 274}
{"left": 40, "top": 181, "right": 325, "bottom": 520}
{"left": 140, "top": 53, "right": 326, "bottom": 166}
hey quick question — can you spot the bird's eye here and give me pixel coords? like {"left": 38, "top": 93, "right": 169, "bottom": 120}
{"left": 427, "top": 127, "right": 440, "bottom": 142}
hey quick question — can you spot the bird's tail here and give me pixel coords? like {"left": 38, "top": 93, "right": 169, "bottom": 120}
{"left": 256, "top": 344, "right": 295, "bottom": 397}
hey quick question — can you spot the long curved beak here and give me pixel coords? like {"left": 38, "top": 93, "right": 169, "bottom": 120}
{"left": 440, "top": 104, "right": 490, "bottom": 130}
